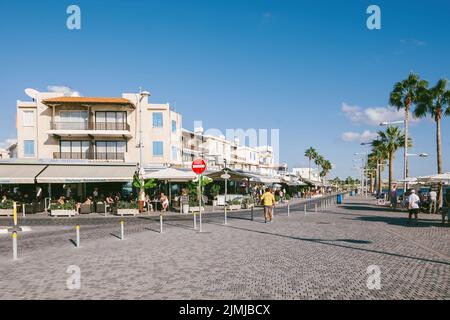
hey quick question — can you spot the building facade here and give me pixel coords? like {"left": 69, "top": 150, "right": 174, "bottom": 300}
{"left": 15, "top": 90, "right": 182, "bottom": 167}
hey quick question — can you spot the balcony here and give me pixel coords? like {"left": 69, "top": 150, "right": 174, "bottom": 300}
{"left": 50, "top": 122, "right": 130, "bottom": 131}
{"left": 53, "top": 152, "right": 125, "bottom": 162}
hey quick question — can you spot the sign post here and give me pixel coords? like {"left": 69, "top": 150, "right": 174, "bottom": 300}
{"left": 192, "top": 159, "right": 207, "bottom": 233}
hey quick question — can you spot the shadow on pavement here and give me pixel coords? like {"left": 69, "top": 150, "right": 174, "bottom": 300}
{"left": 219, "top": 224, "right": 450, "bottom": 266}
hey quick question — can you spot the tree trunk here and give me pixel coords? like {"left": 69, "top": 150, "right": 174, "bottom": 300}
{"left": 436, "top": 116, "right": 443, "bottom": 208}
{"left": 404, "top": 106, "right": 409, "bottom": 180}
{"left": 308, "top": 158, "right": 311, "bottom": 180}
{"left": 377, "top": 161, "right": 382, "bottom": 195}
{"left": 388, "top": 152, "right": 394, "bottom": 197}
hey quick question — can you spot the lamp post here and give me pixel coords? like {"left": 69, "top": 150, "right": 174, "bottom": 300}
{"left": 354, "top": 152, "right": 368, "bottom": 197}
{"left": 137, "top": 89, "right": 150, "bottom": 213}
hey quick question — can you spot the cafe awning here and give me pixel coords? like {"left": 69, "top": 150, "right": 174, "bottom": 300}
{"left": 36, "top": 164, "right": 136, "bottom": 183}
{"left": 143, "top": 167, "right": 196, "bottom": 182}
{"left": 0, "top": 164, "right": 47, "bottom": 184}
{"left": 206, "top": 169, "right": 252, "bottom": 181}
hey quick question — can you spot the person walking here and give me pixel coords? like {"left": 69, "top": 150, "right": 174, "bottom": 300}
{"left": 443, "top": 189, "right": 450, "bottom": 225}
{"left": 261, "top": 188, "right": 276, "bottom": 223}
{"left": 408, "top": 190, "right": 420, "bottom": 224}
{"left": 429, "top": 189, "right": 437, "bottom": 214}
{"left": 390, "top": 185, "right": 398, "bottom": 210}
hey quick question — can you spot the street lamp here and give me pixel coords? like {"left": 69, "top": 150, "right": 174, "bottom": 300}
{"left": 138, "top": 89, "right": 151, "bottom": 178}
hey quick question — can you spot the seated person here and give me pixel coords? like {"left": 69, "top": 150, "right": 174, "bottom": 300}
{"left": 105, "top": 194, "right": 114, "bottom": 212}
{"left": 57, "top": 196, "right": 66, "bottom": 206}
{"left": 145, "top": 194, "right": 154, "bottom": 212}
{"left": 160, "top": 193, "right": 169, "bottom": 212}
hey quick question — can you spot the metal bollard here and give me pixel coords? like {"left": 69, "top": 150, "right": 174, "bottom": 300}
{"left": 193, "top": 212, "right": 197, "bottom": 230}
{"left": 224, "top": 209, "right": 228, "bottom": 225}
{"left": 287, "top": 202, "right": 290, "bottom": 217}
{"left": 12, "top": 231, "right": 18, "bottom": 261}
{"left": 120, "top": 220, "right": 124, "bottom": 240}
{"left": 304, "top": 204, "right": 307, "bottom": 214}
{"left": 76, "top": 225, "right": 80, "bottom": 248}
{"left": 251, "top": 206, "right": 254, "bottom": 221}
{"left": 160, "top": 214, "right": 163, "bottom": 234}
{"left": 315, "top": 203, "right": 317, "bottom": 213}
{"left": 199, "top": 210, "right": 203, "bottom": 233}
{"left": 22, "top": 204, "right": 26, "bottom": 218}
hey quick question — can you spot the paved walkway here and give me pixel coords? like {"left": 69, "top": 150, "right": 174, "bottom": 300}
{"left": 0, "top": 196, "right": 448, "bottom": 300}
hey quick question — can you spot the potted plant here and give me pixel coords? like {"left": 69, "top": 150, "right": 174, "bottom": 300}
{"left": 133, "top": 174, "right": 156, "bottom": 213}
{"left": 116, "top": 200, "right": 138, "bottom": 216}
{"left": 49, "top": 200, "right": 77, "bottom": 217}
{"left": 242, "top": 196, "right": 255, "bottom": 209}
{"left": 0, "top": 199, "right": 14, "bottom": 216}
{"left": 187, "top": 176, "right": 212, "bottom": 212}
{"left": 210, "top": 184, "right": 221, "bottom": 207}
{"left": 228, "top": 198, "right": 242, "bottom": 211}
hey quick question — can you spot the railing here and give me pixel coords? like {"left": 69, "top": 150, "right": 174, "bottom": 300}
{"left": 53, "top": 152, "right": 125, "bottom": 161}
{"left": 50, "top": 122, "right": 130, "bottom": 131}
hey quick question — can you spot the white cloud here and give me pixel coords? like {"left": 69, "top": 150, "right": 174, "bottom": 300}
{"left": 342, "top": 103, "right": 414, "bottom": 126}
{"left": 47, "top": 85, "right": 81, "bottom": 97}
{"left": 0, "top": 138, "right": 17, "bottom": 150}
{"left": 400, "top": 39, "right": 426, "bottom": 47}
{"left": 341, "top": 131, "right": 378, "bottom": 143}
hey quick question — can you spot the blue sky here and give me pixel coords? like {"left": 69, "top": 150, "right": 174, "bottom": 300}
{"left": 0, "top": 0, "right": 449, "bottom": 179}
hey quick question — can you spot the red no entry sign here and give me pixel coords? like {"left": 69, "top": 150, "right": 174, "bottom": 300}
{"left": 192, "top": 159, "right": 207, "bottom": 175}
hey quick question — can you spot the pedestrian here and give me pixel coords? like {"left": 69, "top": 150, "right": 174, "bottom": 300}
{"left": 429, "top": 189, "right": 437, "bottom": 214}
{"left": 65, "top": 186, "right": 72, "bottom": 199}
{"left": 390, "top": 185, "right": 398, "bottom": 210}
{"left": 93, "top": 188, "right": 99, "bottom": 200}
{"left": 408, "top": 190, "right": 420, "bottom": 224}
{"left": 443, "top": 189, "right": 450, "bottom": 225}
{"left": 261, "top": 188, "right": 276, "bottom": 223}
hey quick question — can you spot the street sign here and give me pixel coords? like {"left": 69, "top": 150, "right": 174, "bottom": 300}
{"left": 192, "top": 159, "right": 207, "bottom": 175}
{"left": 221, "top": 173, "right": 231, "bottom": 180}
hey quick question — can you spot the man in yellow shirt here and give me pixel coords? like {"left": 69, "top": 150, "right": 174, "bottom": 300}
{"left": 261, "top": 188, "right": 276, "bottom": 223}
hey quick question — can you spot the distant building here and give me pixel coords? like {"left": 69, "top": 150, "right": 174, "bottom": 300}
{"left": 292, "top": 167, "right": 321, "bottom": 183}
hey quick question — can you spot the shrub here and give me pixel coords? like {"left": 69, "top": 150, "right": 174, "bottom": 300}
{"left": 50, "top": 200, "right": 77, "bottom": 211}
{"left": 117, "top": 201, "right": 138, "bottom": 210}
{"left": 0, "top": 199, "right": 14, "bottom": 210}
{"left": 285, "top": 194, "right": 291, "bottom": 200}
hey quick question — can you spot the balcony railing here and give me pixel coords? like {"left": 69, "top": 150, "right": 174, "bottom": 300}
{"left": 50, "top": 122, "right": 130, "bottom": 131}
{"left": 53, "top": 152, "right": 125, "bottom": 161}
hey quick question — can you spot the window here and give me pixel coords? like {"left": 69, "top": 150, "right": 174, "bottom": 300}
{"left": 24, "top": 140, "right": 35, "bottom": 157}
{"left": 153, "top": 141, "right": 164, "bottom": 156}
{"left": 95, "top": 111, "right": 127, "bottom": 130}
{"left": 59, "top": 111, "right": 88, "bottom": 130}
{"left": 153, "top": 112, "right": 163, "bottom": 128}
{"left": 60, "top": 141, "right": 90, "bottom": 159}
{"left": 95, "top": 141, "right": 127, "bottom": 160}
{"left": 22, "top": 110, "right": 35, "bottom": 127}
{"left": 171, "top": 120, "right": 177, "bottom": 133}
{"left": 171, "top": 146, "right": 178, "bottom": 160}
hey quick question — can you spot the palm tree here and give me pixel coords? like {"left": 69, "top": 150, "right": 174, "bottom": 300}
{"left": 389, "top": 73, "right": 428, "bottom": 179}
{"left": 314, "top": 154, "right": 325, "bottom": 182}
{"left": 367, "top": 153, "right": 378, "bottom": 194}
{"left": 371, "top": 139, "right": 389, "bottom": 195}
{"left": 377, "top": 126, "right": 412, "bottom": 192}
{"left": 415, "top": 78, "right": 450, "bottom": 206}
{"left": 304, "top": 147, "right": 318, "bottom": 180}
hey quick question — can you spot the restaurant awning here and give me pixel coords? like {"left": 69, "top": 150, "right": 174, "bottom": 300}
{"left": 0, "top": 164, "right": 47, "bottom": 184}
{"left": 36, "top": 164, "right": 136, "bottom": 183}
{"left": 206, "top": 169, "right": 252, "bottom": 181}
{"left": 143, "top": 168, "right": 196, "bottom": 182}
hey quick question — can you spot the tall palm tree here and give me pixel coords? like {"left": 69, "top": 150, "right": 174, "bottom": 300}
{"left": 415, "top": 78, "right": 450, "bottom": 206}
{"left": 389, "top": 73, "right": 428, "bottom": 179}
{"left": 371, "top": 139, "right": 389, "bottom": 195}
{"left": 314, "top": 154, "right": 325, "bottom": 182}
{"left": 367, "top": 153, "right": 378, "bottom": 194}
{"left": 320, "top": 159, "right": 332, "bottom": 184}
{"left": 304, "top": 147, "right": 318, "bottom": 180}
{"left": 377, "top": 126, "right": 411, "bottom": 192}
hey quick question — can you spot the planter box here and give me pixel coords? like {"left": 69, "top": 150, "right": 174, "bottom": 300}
{"left": 50, "top": 210, "right": 77, "bottom": 217}
{"left": 116, "top": 209, "right": 138, "bottom": 216}
{"left": 243, "top": 203, "right": 254, "bottom": 209}
{"left": 0, "top": 209, "right": 12, "bottom": 216}
{"left": 228, "top": 204, "right": 242, "bottom": 211}
{"left": 189, "top": 206, "right": 205, "bottom": 213}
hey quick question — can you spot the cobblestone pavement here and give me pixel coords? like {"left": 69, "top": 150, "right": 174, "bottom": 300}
{"left": 0, "top": 196, "right": 448, "bottom": 300}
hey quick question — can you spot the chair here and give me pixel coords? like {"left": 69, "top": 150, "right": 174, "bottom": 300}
{"left": 96, "top": 202, "right": 106, "bottom": 213}
{"left": 80, "top": 203, "right": 93, "bottom": 214}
